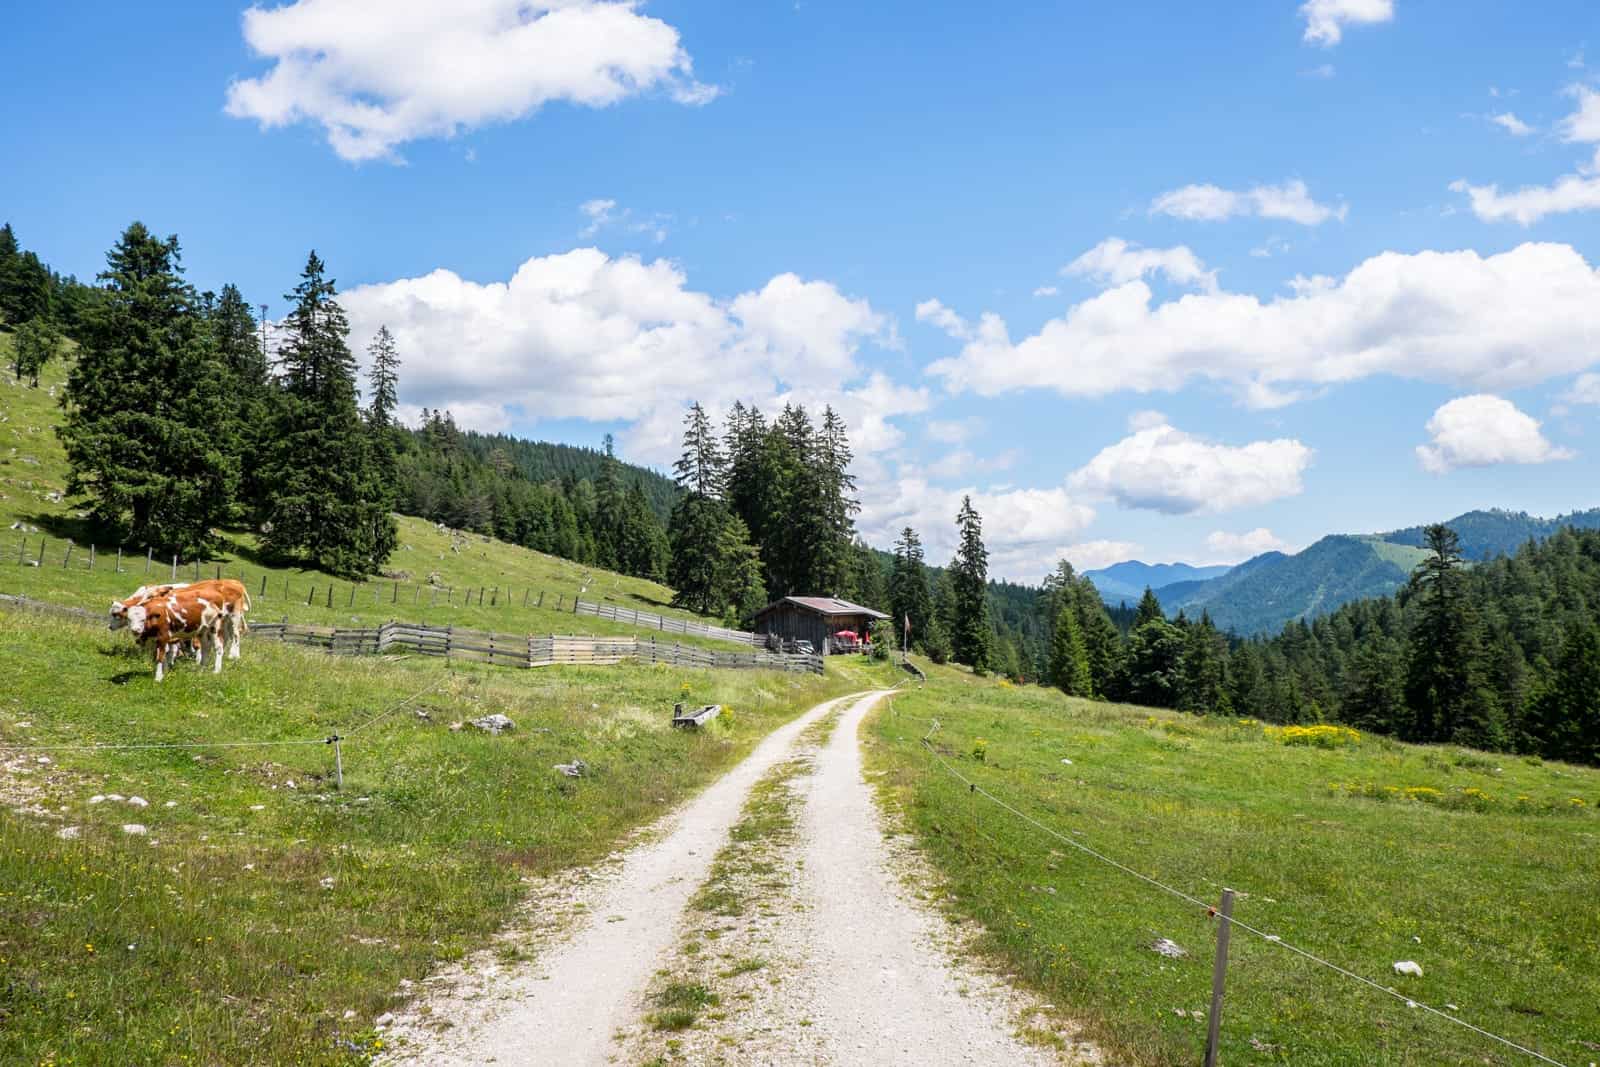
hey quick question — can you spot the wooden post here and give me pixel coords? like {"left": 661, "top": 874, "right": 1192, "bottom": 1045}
{"left": 89, "top": 544, "right": 96, "bottom": 570}
{"left": 573, "top": 595, "right": 579, "bottom": 615}
{"left": 63, "top": 541, "right": 73, "bottom": 568}
{"left": 393, "top": 581, "right": 398, "bottom": 604}
{"left": 1203, "top": 889, "right": 1236, "bottom": 1067}
{"left": 146, "top": 546, "right": 153, "bottom": 574}
{"left": 478, "top": 586, "right": 485, "bottom": 607}
{"left": 171, "top": 554, "right": 177, "bottom": 580}
{"left": 490, "top": 586, "right": 497, "bottom": 607}
{"left": 348, "top": 584, "right": 356, "bottom": 608}
{"left": 260, "top": 574, "right": 268, "bottom": 600}
{"left": 413, "top": 585, "right": 419, "bottom": 606}
{"left": 522, "top": 588, "right": 529, "bottom": 608}
{"left": 331, "top": 735, "right": 344, "bottom": 791}
{"left": 194, "top": 560, "right": 200, "bottom": 581}
{"left": 283, "top": 576, "right": 290, "bottom": 599}
{"left": 537, "top": 590, "right": 544, "bottom": 608}
{"left": 115, "top": 546, "right": 122, "bottom": 573}
{"left": 17, "top": 536, "right": 24, "bottom": 565}
{"left": 215, "top": 564, "right": 222, "bottom": 580}
{"left": 308, "top": 586, "right": 315, "bottom": 606}
{"left": 326, "top": 585, "right": 333, "bottom": 609}
{"left": 557, "top": 593, "right": 563, "bottom": 611}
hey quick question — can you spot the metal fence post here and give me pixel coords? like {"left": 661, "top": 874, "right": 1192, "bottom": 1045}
{"left": 1204, "top": 888, "right": 1236, "bottom": 1067}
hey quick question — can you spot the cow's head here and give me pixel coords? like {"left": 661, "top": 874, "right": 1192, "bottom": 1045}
{"left": 109, "top": 600, "right": 129, "bottom": 630}
{"left": 123, "top": 603, "right": 150, "bottom": 638}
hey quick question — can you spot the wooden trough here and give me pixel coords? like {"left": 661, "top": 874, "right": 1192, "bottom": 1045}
{"left": 672, "top": 702, "right": 722, "bottom": 729}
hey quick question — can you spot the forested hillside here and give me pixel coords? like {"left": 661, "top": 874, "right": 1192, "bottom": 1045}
{"left": 1383, "top": 507, "right": 1600, "bottom": 560}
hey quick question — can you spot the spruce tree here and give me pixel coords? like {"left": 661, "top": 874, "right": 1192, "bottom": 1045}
{"left": 365, "top": 325, "right": 400, "bottom": 429}
{"left": 258, "top": 251, "right": 395, "bottom": 577}
{"left": 1050, "top": 596, "right": 1092, "bottom": 695}
{"left": 58, "top": 223, "right": 238, "bottom": 556}
{"left": 208, "top": 285, "right": 270, "bottom": 520}
{"left": 11, "top": 315, "right": 62, "bottom": 386}
{"left": 668, "top": 403, "right": 728, "bottom": 613}
{"left": 1403, "top": 524, "right": 1503, "bottom": 746}
{"left": 1134, "top": 587, "right": 1165, "bottom": 627}
{"left": 889, "top": 527, "right": 933, "bottom": 652}
{"left": 1074, "top": 574, "right": 1124, "bottom": 699}
{"left": 949, "top": 496, "right": 993, "bottom": 671}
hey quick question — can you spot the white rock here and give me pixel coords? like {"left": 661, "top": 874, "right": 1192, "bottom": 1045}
{"left": 126, "top": 796, "right": 149, "bottom": 808}
{"left": 56, "top": 825, "right": 81, "bottom": 840}
{"left": 121, "top": 823, "right": 148, "bottom": 835}
{"left": 250, "top": 804, "right": 266, "bottom": 812}
{"left": 1393, "top": 960, "right": 1423, "bottom": 977}
{"left": 375, "top": 1012, "right": 395, "bottom": 1027}
{"left": 471, "top": 713, "right": 516, "bottom": 734}
{"left": 1060, "top": 757, "right": 1073, "bottom": 765}
{"left": 35, "top": 756, "right": 51, "bottom": 765}
{"left": 320, "top": 877, "right": 336, "bottom": 889}
{"left": 343, "top": 1009, "right": 357, "bottom": 1020}
{"left": 164, "top": 800, "right": 177, "bottom": 808}
{"left": 88, "top": 795, "right": 107, "bottom": 805}
{"left": 1151, "top": 938, "right": 1187, "bottom": 959}
{"left": 243, "top": 863, "right": 255, "bottom": 871}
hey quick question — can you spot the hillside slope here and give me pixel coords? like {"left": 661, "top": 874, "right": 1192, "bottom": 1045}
{"left": 1383, "top": 506, "right": 1600, "bottom": 561}
{"left": 0, "top": 356, "right": 727, "bottom": 643}
{"left": 1159, "top": 535, "right": 1431, "bottom": 635}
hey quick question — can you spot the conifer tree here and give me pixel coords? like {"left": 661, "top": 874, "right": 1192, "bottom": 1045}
{"left": 58, "top": 223, "right": 237, "bottom": 555}
{"left": 949, "top": 496, "right": 993, "bottom": 671}
{"left": 1050, "top": 595, "right": 1092, "bottom": 696}
{"left": 208, "top": 285, "right": 270, "bottom": 519}
{"left": 1404, "top": 524, "right": 1503, "bottom": 746}
{"left": 1134, "top": 587, "right": 1165, "bottom": 627}
{"left": 889, "top": 527, "right": 933, "bottom": 652}
{"left": 668, "top": 403, "right": 728, "bottom": 613}
{"left": 11, "top": 315, "right": 62, "bottom": 386}
{"left": 365, "top": 325, "right": 400, "bottom": 429}
{"left": 258, "top": 251, "right": 395, "bottom": 577}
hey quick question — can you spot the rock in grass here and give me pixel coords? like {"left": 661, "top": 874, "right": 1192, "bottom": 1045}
{"left": 56, "top": 825, "right": 81, "bottom": 840}
{"left": 1392, "top": 960, "right": 1423, "bottom": 977}
{"left": 471, "top": 714, "right": 516, "bottom": 735}
{"left": 1150, "top": 938, "right": 1187, "bottom": 959}
{"left": 554, "top": 759, "right": 589, "bottom": 779}
{"left": 121, "top": 824, "right": 148, "bottom": 835}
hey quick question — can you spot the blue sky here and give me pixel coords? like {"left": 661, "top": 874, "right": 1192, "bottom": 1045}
{"left": 5, "top": 1, "right": 1600, "bottom": 579}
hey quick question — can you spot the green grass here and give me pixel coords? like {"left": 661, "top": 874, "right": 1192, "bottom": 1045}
{"left": 647, "top": 982, "right": 720, "bottom": 1031}
{"left": 0, "top": 607, "right": 894, "bottom": 1065}
{"left": 866, "top": 664, "right": 1600, "bottom": 1066}
{"left": 0, "top": 357, "right": 733, "bottom": 647}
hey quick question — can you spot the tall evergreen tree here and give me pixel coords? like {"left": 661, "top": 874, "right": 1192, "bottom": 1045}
{"left": 11, "top": 315, "right": 62, "bottom": 386}
{"left": 949, "top": 496, "right": 993, "bottom": 671}
{"left": 1529, "top": 625, "right": 1600, "bottom": 764}
{"left": 889, "top": 527, "right": 933, "bottom": 652}
{"left": 57, "top": 223, "right": 238, "bottom": 556}
{"left": 668, "top": 404, "right": 729, "bottom": 614}
{"left": 1050, "top": 594, "right": 1092, "bottom": 696}
{"left": 1134, "top": 587, "right": 1165, "bottom": 627}
{"left": 365, "top": 325, "right": 400, "bottom": 429}
{"left": 1403, "top": 524, "right": 1503, "bottom": 747}
{"left": 258, "top": 251, "right": 395, "bottom": 576}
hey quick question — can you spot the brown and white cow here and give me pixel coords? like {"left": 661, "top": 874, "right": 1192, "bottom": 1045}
{"left": 123, "top": 587, "right": 225, "bottom": 682}
{"left": 111, "top": 579, "right": 252, "bottom": 669}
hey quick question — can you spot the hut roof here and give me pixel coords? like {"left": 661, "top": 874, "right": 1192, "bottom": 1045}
{"left": 755, "top": 596, "right": 889, "bottom": 621}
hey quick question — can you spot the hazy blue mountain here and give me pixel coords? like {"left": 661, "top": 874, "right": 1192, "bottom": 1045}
{"left": 1084, "top": 560, "right": 1233, "bottom": 602}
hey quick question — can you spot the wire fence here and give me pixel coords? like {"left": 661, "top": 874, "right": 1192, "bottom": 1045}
{"left": 912, "top": 717, "right": 1570, "bottom": 1067}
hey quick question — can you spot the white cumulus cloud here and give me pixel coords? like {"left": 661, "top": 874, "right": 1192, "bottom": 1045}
{"left": 1300, "top": 0, "right": 1394, "bottom": 47}
{"left": 341, "top": 248, "right": 916, "bottom": 463}
{"left": 1068, "top": 421, "right": 1313, "bottom": 515}
{"left": 1064, "top": 238, "right": 1217, "bottom": 291}
{"left": 1151, "top": 179, "right": 1346, "bottom": 226}
{"left": 1415, "top": 395, "right": 1574, "bottom": 473}
{"left": 1204, "top": 528, "right": 1291, "bottom": 563}
{"left": 1453, "top": 86, "right": 1600, "bottom": 224}
{"left": 225, "top": 0, "right": 717, "bottom": 162}
{"left": 923, "top": 242, "right": 1600, "bottom": 407}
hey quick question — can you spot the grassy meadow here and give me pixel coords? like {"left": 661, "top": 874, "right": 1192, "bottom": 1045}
{"left": 0, "top": 606, "right": 897, "bottom": 1065}
{"left": 0, "top": 355, "right": 730, "bottom": 645}
{"left": 867, "top": 665, "right": 1600, "bottom": 1066}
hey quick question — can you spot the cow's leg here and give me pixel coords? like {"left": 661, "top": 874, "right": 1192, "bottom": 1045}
{"left": 210, "top": 622, "right": 223, "bottom": 674}
{"left": 228, "top": 610, "right": 244, "bottom": 659}
{"left": 153, "top": 641, "right": 166, "bottom": 683}
{"left": 193, "top": 635, "right": 204, "bottom": 666}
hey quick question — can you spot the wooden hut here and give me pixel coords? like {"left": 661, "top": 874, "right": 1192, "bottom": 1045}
{"left": 753, "top": 596, "right": 889, "bottom": 655}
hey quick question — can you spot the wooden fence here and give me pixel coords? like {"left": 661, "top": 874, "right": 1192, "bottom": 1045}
{"left": 571, "top": 597, "right": 758, "bottom": 647}
{"left": 248, "top": 621, "right": 822, "bottom": 675}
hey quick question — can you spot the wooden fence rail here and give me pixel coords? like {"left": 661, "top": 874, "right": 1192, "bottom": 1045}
{"left": 571, "top": 597, "right": 758, "bottom": 647}
{"left": 247, "top": 621, "right": 821, "bottom": 675}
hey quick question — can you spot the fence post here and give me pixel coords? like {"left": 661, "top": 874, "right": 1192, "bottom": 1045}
{"left": 63, "top": 541, "right": 73, "bottom": 568}
{"left": 260, "top": 574, "right": 268, "bottom": 600}
{"left": 1203, "top": 888, "right": 1236, "bottom": 1067}
{"left": 146, "top": 547, "right": 153, "bottom": 574}
{"left": 171, "top": 554, "right": 177, "bottom": 580}
{"left": 115, "top": 546, "right": 122, "bottom": 573}
{"left": 348, "top": 584, "right": 356, "bottom": 608}
{"left": 89, "top": 544, "right": 95, "bottom": 570}
{"left": 490, "top": 586, "right": 497, "bottom": 607}
{"left": 392, "top": 581, "right": 398, "bottom": 604}
{"left": 573, "top": 595, "right": 579, "bottom": 615}
{"left": 194, "top": 560, "right": 200, "bottom": 581}
{"left": 307, "top": 585, "right": 315, "bottom": 606}
{"left": 215, "top": 564, "right": 221, "bottom": 580}
{"left": 330, "top": 735, "right": 344, "bottom": 791}
{"left": 17, "top": 536, "right": 24, "bottom": 565}
{"left": 537, "top": 590, "right": 544, "bottom": 608}
{"left": 326, "top": 585, "right": 333, "bottom": 609}
{"left": 557, "top": 593, "right": 563, "bottom": 610}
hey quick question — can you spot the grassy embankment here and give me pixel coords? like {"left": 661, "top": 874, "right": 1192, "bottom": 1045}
{"left": 0, "top": 606, "right": 898, "bottom": 1065}
{"left": 0, "top": 353, "right": 729, "bottom": 646}
{"left": 867, "top": 664, "right": 1600, "bottom": 1066}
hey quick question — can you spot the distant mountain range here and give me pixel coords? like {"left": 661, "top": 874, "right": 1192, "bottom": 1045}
{"left": 1081, "top": 560, "right": 1233, "bottom": 602}
{"left": 1087, "top": 507, "right": 1600, "bottom": 637}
